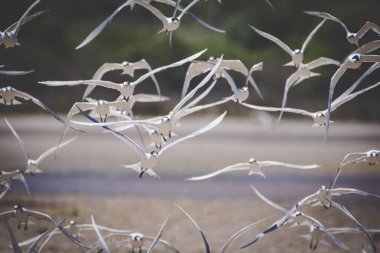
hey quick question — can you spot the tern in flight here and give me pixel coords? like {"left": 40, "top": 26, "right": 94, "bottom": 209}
{"left": 0, "top": 170, "right": 30, "bottom": 198}
{"left": 182, "top": 57, "right": 263, "bottom": 100}
{"left": 249, "top": 19, "right": 326, "bottom": 67}
{"left": 278, "top": 57, "right": 339, "bottom": 120}
{"left": 328, "top": 149, "right": 379, "bottom": 191}
{"left": 0, "top": 205, "right": 89, "bottom": 249}
{"left": 83, "top": 59, "right": 160, "bottom": 100}
{"left": 40, "top": 49, "right": 206, "bottom": 101}
{"left": 5, "top": 118, "right": 78, "bottom": 175}
{"left": 241, "top": 185, "right": 380, "bottom": 252}
{"left": 241, "top": 65, "right": 380, "bottom": 128}
{"left": 186, "top": 158, "right": 319, "bottom": 180}
{"left": 76, "top": 0, "right": 224, "bottom": 49}
{"left": 0, "top": 86, "right": 66, "bottom": 125}
{"left": 0, "top": 0, "right": 46, "bottom": 48}
{"left": 325, "top": 40, "right": 380, "bottom": 141}
{"left": 305, "top": 11, "right": 380, "bottom": 46}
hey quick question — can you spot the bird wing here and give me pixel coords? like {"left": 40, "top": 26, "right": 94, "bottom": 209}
{"left": 171, "top": 55, "right": 223, "bottom": 119}
{"left": 174, "top": 203, "right": 210, "bottom": 253}
{"left": 5, "top": 118, "right": 31, "bottom": 161}
{"left": 133, "top": 49, "right": 207, "bottom": 89}
{"left": 133, "top": 93, "right": 170, "bottom": 102}
{"left": 91, "top": 215, "right": 110, "bottom": 253}
{"left": 357, "top": 22, "right": 380, "bottom": 39}
{"left": 244, "top": 62, "right": 263, "bottom": 99}
{"left": 221, "top": 215, "right": 276, "bottom": 253}
{"left": 131, "top": 59, "right": 162, "bottom": 97}
{"left": 0, "top": 69, "right": 34, "bottom": 76}
{"left": 12, "top": 89, "right": 65, "bottom": 124}
{"left": 330, "top": 188, "right": 380, "bottom": 200}
{"left": 301, "top": 19, "right": 326, "bottom": 53}
{"left": 5, "top": 10, "right": 47, "bottom": 33}
{"left": 5, "top": 219, "right": 23, "bottom": 253}
{"left": 360, "top": 54, "right": 380, "bottom": 63}
{"left": 9, "top": 0, "right": 41, "bottom": 36}
{"left": 241, "top": 102, "right": 314, "bottom": 118}
{"left": 331, "top": 201, "right": 376, "bottom": 253}
{"left": 258, "top": 161, "right": 320, "bottom": 170}
{"left": 249, "top": 24, "right": 293, "bottom": 56}
{"left": 331, "top": 81, "right": 380, "bottom": 113}
{"left": 92, "top": 63, "right": 123, "bottom": 80}
{"left": 181, "top": 61, "right": 212, "bottom": 98}
{"left": 75, "top": 0, "right": 134, "bottom": 49}
{"left": 186, "top": 162, "right": 249, "bottom": 181}
{"left": 177, "top": 0, "right": 201, "bottom": 19}
{"left": 146, "top": 216, "right": 170, "bottom": 253}
{"left": 221, "top": 70, "right": 238, "bottom": 93}
{"left": 160, "top": 111, "right": 226, "bottom": 156}
{"left": 36, "top": 136, "right": 78, "bottom": 164}
{"left": 304, "top": 11, "right": 349, "bottom": 34}
{"left": 353, "top": 40, "right": 380, "bottom": 54}
{"left": 307, "top": 57, "right": 340, "bottom": 69}
{"left": 27, "top": 221, "right": 64, "bottom": 253}
{"left": 250, "top": 185, "right": 288, "bottom": 213}
{"left": 136, "top": 0, "right": 168, "bottom": 26}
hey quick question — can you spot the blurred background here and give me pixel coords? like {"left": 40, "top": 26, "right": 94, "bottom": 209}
{"left": 0, "top": 0, "right": 379, "bottom": 119}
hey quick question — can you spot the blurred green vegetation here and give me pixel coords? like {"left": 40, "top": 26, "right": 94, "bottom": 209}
{"left": 0, "top": 0, "right": 379, "bottom": 120}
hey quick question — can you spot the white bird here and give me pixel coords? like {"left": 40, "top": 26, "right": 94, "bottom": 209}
{"left": 249, "top": 185, "right": 349, "bottom": 251}
{"left": 0, "top": 65, "right": 34, "bottom": 76}
{"left": 72, "top": 55, "right": 224, "bottom": 143}
{"left": 135, "top": 0, "right": 201, "bottom": 46}
{"left": 278, "top": 57, "right": 339, "bottom": 120}
{"left": 182, "top": 57, "right": 263, "bottom": 99}
{"left": 75, "top": 0, "right": 224, "bottom": 49}
{"left": 0, "top": 0, "right": 45, "bottom": 48}
{"left": 325, "top": 40, "right": 380, "bottom": 141}
{"left": 328, "top": 149, "right": 380, "bottom": 191}
{"left": 5, "top": 118, "right": 77, "bottom": 175}
{"left": 186, "top": 158, "right": 319, "bottom": 180}
{"left": 40, "top": 49, "right": 207, "bottom": 101}
{"left": 0, "top": 86, "right": 66, "bottom": 125}
{"left": 241, "top": 186, "right": 379, "bottom": 252}
{"left": 304, "top": 11, "right": 380, "bottom": 46}
{"left": 83, "top": 59, "right": 161, "bottom": 100}
{"left": 0, "top": 205, "right": 89, "bottom": 249}
{"left": 249, "top": 20, "right": 326, "bottom": 67}
{"left": 242, "top": 73, "right": 380, "bottom": 128}
{"left": 120, "top": 111, "right": 226, "bottom": 178}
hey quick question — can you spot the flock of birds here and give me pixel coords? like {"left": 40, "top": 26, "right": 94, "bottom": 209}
{"left": 1, "top": 0, "right": 380, "bottom": 252}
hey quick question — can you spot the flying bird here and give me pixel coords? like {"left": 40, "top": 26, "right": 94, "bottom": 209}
{"left": 249, "top": 19, "right": 326, "bottom": 67}
{"left": 305, "top": 11, "right": 380, "bottom": 46}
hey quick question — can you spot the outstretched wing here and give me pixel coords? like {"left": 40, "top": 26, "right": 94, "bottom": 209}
{"left": 356, "top": 22, "right": 380, "bottom": 39}
{"left": 9, "top": 0, "right": 41, "bottom": 36}
{"left": 76, "top": 0, "right": 134, "bottom": 49}
{"left": 186, "top": 162, "right": 249, "bottom": 181}
{"left": 5, "top": 118, "right": 31, "bottom": 161}
{"left": 301, "top": 19, "right": 326, "bottom": 53}
{"left": 304, "top": 11, "right": 349, "bottom": 34}
{"left": 258, "top": 161, "right": 320, "bottom": 170}
{"left": 181, "top": 61, "right": 212, "bottom": 98}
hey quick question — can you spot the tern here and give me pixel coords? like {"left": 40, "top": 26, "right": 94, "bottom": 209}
{"left": 5, "top": 118, "right": 78, "bottom": 175}
{"left": 278, "top": 57, "right": 339, "bottom": 120}
{"left": 242, "top": 75, "right": 380, "bottom": 128}
{"left": 325, "top": 40, "right": 380, "bottom": 141}
{"left": 135, "top": 0, "right": 201, "bottom": 46}
{"left": 186, "top": 158, "right": 320, "bottom": 180}
{"left": 120, "top": 111, "right": 226, "bottom": 178}
{"left": 305, "top": 11, "right": 380, "bottom": 46}
{"left": 83, "top": 59, "right": 160, "bottom": 100}
{"left": 0, "top": 86, "right": 66, "bottom": 125}
{"left": 182, "top": 57, "right": 263, "bottom": 100}
{"left": 72, "top": 55, "right": 224, "bottom": 143}
{"left": 0, "top": 0, "right": 45, "bottom": 48}
{"left": 249, "top": 20, "right": 326, "bottom": 67}
{"left": 328, "top": 149, "right": 379, "bottom": 191}
{"left": 0, "top": 205, "right": 89, "bottom": 249}
{"left": 40, "top": 48, "right": 207, "bottom": 101}
{"left": 249, "top": 185, "right": 349, "bottom": 251}
{"left": 241, "top": 186, "right": 380, "bottom": 251}
{"left": 76, "top": 0, "right": 224, "bottom": 49}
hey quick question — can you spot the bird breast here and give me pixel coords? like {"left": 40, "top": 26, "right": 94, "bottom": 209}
{"left": 141, "top": 154, "right": 158, "bottom": 169}
{"left": 292, "top": 51, "right": 304, "bottom": 67}
{"left": 2, "top": 34, "right": 18, "bottom": 48}
{"left": 166, "top": 18, "right": 181, "bottom": 32}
